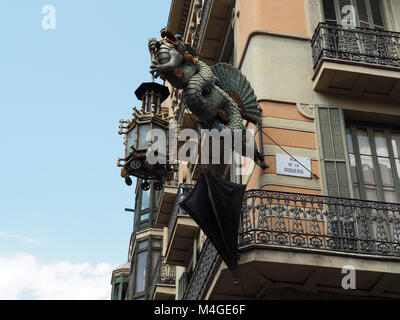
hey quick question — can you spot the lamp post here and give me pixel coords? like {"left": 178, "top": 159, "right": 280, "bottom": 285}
{"left": 118, "top": 80, "right": 177, "bottom": 190}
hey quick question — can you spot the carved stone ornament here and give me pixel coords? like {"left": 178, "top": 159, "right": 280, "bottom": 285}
{"left": 297, "top": 103, "right": 315, "bottom": 119}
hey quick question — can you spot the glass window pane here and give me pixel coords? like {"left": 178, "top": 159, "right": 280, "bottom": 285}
{"left": 140, "top": 213, "right": 149, "bottom": 221}
{"left": 114, "top": 276, "right": 121, "bottom": 283}
{"left": 138, "top": 240, "right": 147, "bottom": 250}
{"left": 126, "top": 126, "right": 137, "bottom": 157}
{"left": 154, "top": 96, "right": 160, "bottom": 113}
{"left": 141, "top": 189, "right": 150, "bottom": 210}
{"left": 152, "top": 251, "right": 160, "bottom": 274}
{"left": 322, "top": 0, "right": 337, "bottom": 23}
{"left": 349, "top": 154, "right": 358, "bottom": 182}
{"left": 365, "top": 185, "right": 378, "bottom": 201}
{"left": 357, "top": 129, "right": 371, "bottom": 155}
{"left": 147, "top": 96, "right": 152, "bottom": 112}
{"left": 135, "top": 251, "right": 147, "bottom": 293}
{"left": 338, "top": 0, "right": 353, "bottom": 24}
{"left": 122, "top": 282, "right": 128, "bottom": 300}
{"left": 113, "top": 283, "right": 120, "bottom": 300}
{"left": 392, "top": 133, "right": 400, "bottom": 158}
{"left": 138, "top": 124, "right": 150, "bottom": 149}
{"left": 346, "top": 128, "right": 354, "bottom": 153}
{"left": 378, "top": 157, "right": 394, "bottom": 186}
{"left": 369, "top": 0, "right": 385, "bottom": 28}
{"left": 374, "top": 131, "right": 389, "bottom": 157}
{"left": 360, "top": 155, "right": 376, "bottom": 184}
{"left": 396, "top": 160, "right": 400, "bottom": 180}
{"left": 356, "top": 0, "right": 369, "bottom": 25}
{"left": 383, "top": 187, "right": 396, "bottom": 203}
{"left": 152, "top": 239, "right": 162, "bottom": 247}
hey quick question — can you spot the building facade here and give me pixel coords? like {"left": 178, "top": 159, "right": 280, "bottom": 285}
{"left": 120, "top": 0, "right": 400, "bottom": 300}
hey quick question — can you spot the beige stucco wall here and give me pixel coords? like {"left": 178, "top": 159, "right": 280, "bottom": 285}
{"left": 238, "top": 1, "right": 400, "bottom": 196}
{"left": 240, "top": 33, "right": 400, "bottom": 117}
{"left": 237, "top": 0, "right": 309, "bottom": 62}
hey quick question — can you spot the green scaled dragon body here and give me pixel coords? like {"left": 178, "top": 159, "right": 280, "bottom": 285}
{"left": 149, "top": 28, "right": 266, "bottom": 167}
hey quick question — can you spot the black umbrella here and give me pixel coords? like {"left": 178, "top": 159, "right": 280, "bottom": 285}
{"left": 179, "top": 171, "right": 246, "bottom": 282}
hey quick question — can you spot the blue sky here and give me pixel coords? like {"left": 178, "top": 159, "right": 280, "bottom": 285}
{"left": 0, "top": 0, "right": 171, "bottom": 299}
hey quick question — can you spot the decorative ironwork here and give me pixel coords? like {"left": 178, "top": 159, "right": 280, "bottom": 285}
{"left": 182, "top": 239, "right": 219, "bottom": 300}
{"left": 117, "top": 81, "right": 176, "bottom": 188}
{"left": 182, "top": 189, "right": 400, "bottom": 300}
{"left": 149, "top": 256, "right": 176, "bottom": 299}
{"left": 240, "top": 190, "right": 400, "bottom": 257}
{"left": 311, "top": 22, "right": 400, "bottom": 70}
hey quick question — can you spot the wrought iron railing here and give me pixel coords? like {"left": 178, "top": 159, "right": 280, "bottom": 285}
{"left": 182, "top": 239, "right": 219, "bottom": 300}
{"left": 183, "top": 190, "right": 400, "bottom": 299}
{"left": 311, "top": 22, "right": 400, "bottom": 70}
{"left": 240, "top": 190, "right": 400, "bottom": 257}
{"left": 149, "top": 256, "right": 176, "bottom": 299}
{"left": 167, "top": 183, "right": 195, "bottom": 244}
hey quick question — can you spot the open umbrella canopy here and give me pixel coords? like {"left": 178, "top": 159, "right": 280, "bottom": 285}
{"left": 179, "top": 171, "right": 246, "bottom": 281}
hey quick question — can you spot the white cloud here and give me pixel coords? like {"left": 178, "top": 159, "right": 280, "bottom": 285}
{"left": 0, "top": 252, "right": 114, "bottom": 300}
{"left": 0, "top": 231, "right": 38, "bottom": 244}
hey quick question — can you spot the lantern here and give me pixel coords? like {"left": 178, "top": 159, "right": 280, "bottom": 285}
{"left": 118, "top": 81, "right": 177, "bottom": 190}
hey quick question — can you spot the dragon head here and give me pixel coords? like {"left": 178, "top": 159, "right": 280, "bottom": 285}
{"left": 148, "top": 27, "right": 187, "bottom": 76}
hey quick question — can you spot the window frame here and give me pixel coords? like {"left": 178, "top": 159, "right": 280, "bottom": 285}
{"left": 321, "top": 0, "right": 386, "bottom": 30}
{"left": 346, "top": 123, "right": 400, "bottom": 203}
{"left": 134, "top": 250, "right": 147, "bottom": 294}
{"left": 130, "top": 234, "right": 162, "bottom": 300}
{"left": 134, "top": 180, "right": 161, "bottom": 227}
{"left": 111, "top": 272, "right": 130, "bottom": 300}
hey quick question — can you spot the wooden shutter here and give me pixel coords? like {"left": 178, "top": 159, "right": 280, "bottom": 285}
{"left": 316, "top": 105, "right": 353, "bottom": 198}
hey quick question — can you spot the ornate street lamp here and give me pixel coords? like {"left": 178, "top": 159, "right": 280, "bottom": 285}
{"left": 118, "top": 81, "right": 177, "bottom": 190}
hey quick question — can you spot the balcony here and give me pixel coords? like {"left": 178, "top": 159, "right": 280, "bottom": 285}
{"left": 165, "top": 184, "right": 199, "bottom": 266}
{"left": 184, "top": 190, "right": 400, "bottom": 299}
{"left": 149, "top": 256, "right": 176, "bottom": 300}
{"left": 311, "top": 23, "right": 400, "bottom": 101}
{"left": 155, "top": 181, "right": 179, "bottom": 227}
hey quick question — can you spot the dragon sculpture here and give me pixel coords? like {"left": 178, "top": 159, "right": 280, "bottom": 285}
{"left": 149, "top": 27, "right": 266, "bottom": 168}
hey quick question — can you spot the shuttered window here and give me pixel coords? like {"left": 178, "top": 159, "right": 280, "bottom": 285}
{"left": 316, "top": 106, "right": 352, "bottom": 198}
{"left": 322, "top": 0, "right": 386, "bottom": 29}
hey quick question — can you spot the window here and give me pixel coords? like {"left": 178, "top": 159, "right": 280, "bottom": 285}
{"left": 111, "top": 272, "right": 130, "bottom": 300}
{"left": 141, "top": 188, "right": 150, "bottom": 210}
{"left": 322, "top": 0, "right": 385, "bottom": 29}
{"left": 121, "top": 282, "right": 128, "bottom": 300}
{"left": 151, "top": 250, "right": 160, "bottom": 274}
{"left": 135, "top": 251, "right": 147, "bottom": 293}
{"left": 138, "top": 240, "right": 147, "bottom": 250}
{"left": 152, "top": 239, "right": 161, "bottom": 247}
{"left": 112, "top": 282, "right": 120, "bottom": 300}
{"left": 140, "top": 212, "right": 149, "bottom": 221}
{"left": 346, "top": 125, "right": 400, "bottom": 203}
